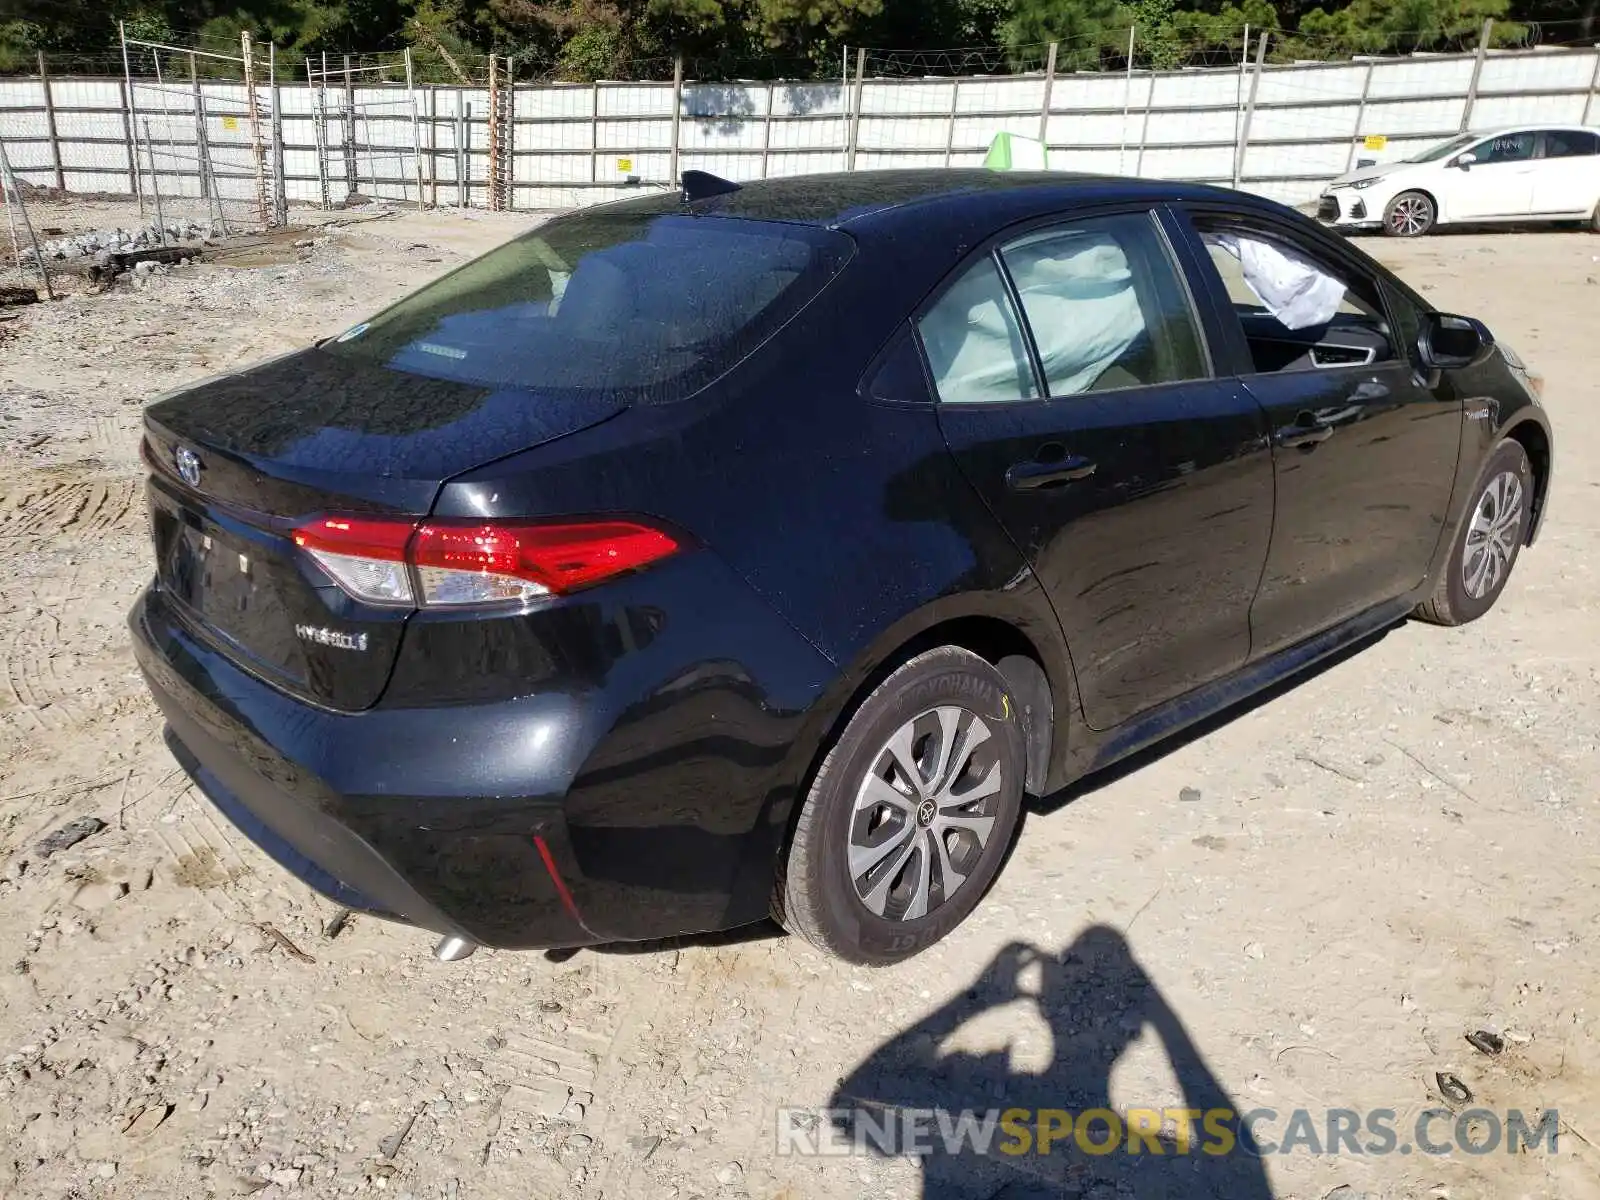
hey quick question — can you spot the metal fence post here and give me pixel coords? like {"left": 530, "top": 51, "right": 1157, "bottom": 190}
{"left": 142, "top": 118, "right": 168, "bottom": 244}
{"left": 944, "top": 79, "right": 961, "bottom": 167}
{"left": 1582, "top": 45, "right": 1600, "bottom": 125}
{"left": 269, "top": 41, "right": 287, "bottom": 225}
{"left": 840, "top": 46, "right": 849, "bottom": 164}
{"left": 589, "top": 81, "right": 600, "bottom": 183}
{"left": 309, "top": 56, "right": 329, "bottom": 209}
{"left": 37, "top": 53, "right": 65, "bottom": 192}
{"left": 1460, "top": 19, "right": 1493, "bottom": 131}
{"left": 457, "top": 101, "right": 468, "bottom": 208}
{"left": 487, "top": 53, "right": 501, "bottom": 209}
{"left": 1038, "top": 42, "right": 1058, "bottom": 144}
{"left": 668, "top": 56, "right": 684, "bottom": 187}
{"left": 761, "top": 81, "right": 775, "bottom": 179}
{"left": 1345, "top": 58, "right": 1377, "bottom": 172}
{"left": 1134, "top": 69, "right": 1155, "bottom": 176}
{"left": 242, "top": 31, "right": 269, "bottom": 224}
{"left": 847, "top": 47, "right": 866, "bottom": 171}
{"left": 504, "top": 57, "right": 516, "bottom": 210}
{"left": 428, "top": 86, "right": 439, "bottom": 207}
{"left": 1234, "top": 24, "right": 1249, "bottom": 156}
{"left": 189, "top": 51, "right": 209, "bottom": 201}
{"left": 406, "top": 48, "right": 424, "bottom": 209}
{"left": 343, "top": 54, "right": 357, "bottom": 197}
{"left": 1233, "top": 32, "right": 1268, "bottom": 189}
{"left": 195, "top": 94, "right": 225, "bottom": 232}
{"left": 118, "top": 23, "right": 145, "bottom": 213}
{"left": 1120, "top": 26, "right": 1137, "bottom": 173}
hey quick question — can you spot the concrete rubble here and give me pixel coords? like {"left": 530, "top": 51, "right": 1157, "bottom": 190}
{"left": 21, "top": 220, "right": 218, "bottom": 265}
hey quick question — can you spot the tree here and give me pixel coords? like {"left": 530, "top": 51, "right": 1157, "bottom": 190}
{"left": 0, "top": 0, "right": 1583, "bottom": 78}
{"left": 1293, "top": 0, "right": 1518, "bottom": 55}
{"left": 1002, "top": 0, "right": 1132, "bottom": 67}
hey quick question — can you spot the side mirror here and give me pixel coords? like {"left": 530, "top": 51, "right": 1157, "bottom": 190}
{"left": 1453, "top": 151, "right": 1477, "bottom": 170}
{"left": 1419, "top": 312, "right": 1494, "bottom": 370}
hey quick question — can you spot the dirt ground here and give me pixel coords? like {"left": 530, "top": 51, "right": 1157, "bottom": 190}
{"left": 0, "top": 198, "right": 1596, "bottom": 1200}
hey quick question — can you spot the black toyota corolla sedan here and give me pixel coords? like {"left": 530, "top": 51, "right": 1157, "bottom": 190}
{"left": 130, "top": 170, "right": 1553, "bottom": 965}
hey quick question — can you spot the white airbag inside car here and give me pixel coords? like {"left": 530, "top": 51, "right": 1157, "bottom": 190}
{"left": 1006, "top": 233, "right": 1146, "bottom": 395}
{"left": 1213, "top": 233, "right": 1346, "bottom": 330}
{"left": 917, "top": 260, "right": 1036, "bottom": 403}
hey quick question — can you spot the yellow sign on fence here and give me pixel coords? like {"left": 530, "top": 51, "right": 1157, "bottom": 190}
{"left": 1363, "top": 134, "right": 1388, "bottom": 151}
{"left": 220, "top": 115, "right": 239, "bottom": 132}
{"left": 617, "top": 157, "right": 634, "bottom": 173}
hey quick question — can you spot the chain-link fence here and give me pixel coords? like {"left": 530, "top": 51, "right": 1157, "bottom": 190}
{"left": 120, "top": 26, "right": 282, "bottom": 232}
{"left": 304, "top": 51, "right": 424, "bottom": 208}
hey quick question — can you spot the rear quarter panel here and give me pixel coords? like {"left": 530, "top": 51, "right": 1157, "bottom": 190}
{"left": 426, "top": 223, "right": 1081, "bottom": 862}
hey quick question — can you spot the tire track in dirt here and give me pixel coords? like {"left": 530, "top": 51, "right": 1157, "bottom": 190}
{"left": 0, "top": 609, "right": 84, "bottom": 735}
{"left": 153, "top": 806, "right": 254, "bottom": 921}
{"left": 491, "top": 1027, "right": 610, "bottom": 1122}
{"left": 0, "top": 466, "right": 140, "bottom": 547}
{"left": 86, "top": 413, "right": 143, "bottom": 465}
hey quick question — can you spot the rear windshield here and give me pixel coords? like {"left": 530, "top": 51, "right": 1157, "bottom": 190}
{"left": 323, "top": 204, "right": 854, "bottom": 402}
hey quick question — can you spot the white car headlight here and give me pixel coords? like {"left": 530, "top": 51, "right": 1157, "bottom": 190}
{"left": 1349, "top": 177, "right": 1380, "bottom": 190}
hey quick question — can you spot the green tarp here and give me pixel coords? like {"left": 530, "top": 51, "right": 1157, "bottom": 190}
{"left": 984, "top": 131, "right": 1052, "bottom": 171}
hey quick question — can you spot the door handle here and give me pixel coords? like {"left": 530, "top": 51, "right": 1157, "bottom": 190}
{"left": 1275, "top": 416, "right": 1334, "bottom": 450}
{"left": 1005, "top": 455, "right": 1098, "bottom": 491}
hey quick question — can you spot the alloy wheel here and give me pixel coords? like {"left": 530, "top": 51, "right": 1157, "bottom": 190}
{"left": 1388, "top": 195, "right": 1432, "bottom": 236}
{"left": 848, "top": 705, "right": 1002, "bottom": 922}
{"left": 1462, "top": 470, "right": 1524, "bottom": 600}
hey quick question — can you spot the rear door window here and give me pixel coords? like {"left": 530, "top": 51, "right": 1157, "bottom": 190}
{"left": 1541, "top": 129, "right": 1600, "bottom": 159}
{"left": 324, "top": 205, "right": 853, "bottom": 401}
{"left": 999, "top": 212, "right": 1208, "bottom": 396}
{"left": 917, "top": 211, "right": 1210, "bottom": 404}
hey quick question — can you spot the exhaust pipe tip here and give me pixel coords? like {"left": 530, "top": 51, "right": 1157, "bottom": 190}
{"left": 433, "top": 934, "right": 477, "bottom": 962}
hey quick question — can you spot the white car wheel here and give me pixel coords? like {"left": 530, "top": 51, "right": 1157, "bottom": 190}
{"left": 1384, "top": 191, "right": 1436, "bottom": 237}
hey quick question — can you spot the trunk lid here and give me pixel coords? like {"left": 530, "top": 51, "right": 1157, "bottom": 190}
{"left": 142, "top": 348, "right": 624, "bottom": 710}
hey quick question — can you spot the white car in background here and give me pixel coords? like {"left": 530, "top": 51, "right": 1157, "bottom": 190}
{"left": 1318, "top": 125, "right": 1600, "bottom": 236}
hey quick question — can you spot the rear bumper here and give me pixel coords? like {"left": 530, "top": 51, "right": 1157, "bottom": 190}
{"left": 130, "top": 577, "right": 831, "bottom": 950}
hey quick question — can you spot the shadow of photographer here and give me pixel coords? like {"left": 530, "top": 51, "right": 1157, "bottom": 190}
{"left": 828, "top": 926, "right": 1274, "bottom": 1199}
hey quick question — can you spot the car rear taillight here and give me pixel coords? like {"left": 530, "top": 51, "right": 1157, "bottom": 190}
{"left": 292, "top": 516, "right": 679, "bottom": 608}
{"left": 293, "top": 516, "right": 417, "bottom": 605}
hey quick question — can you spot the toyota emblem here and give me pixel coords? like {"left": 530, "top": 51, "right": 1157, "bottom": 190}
{"left": 175, "top": 446, "right": 202, "bottom": 488}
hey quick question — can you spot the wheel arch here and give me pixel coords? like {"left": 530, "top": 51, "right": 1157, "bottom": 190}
{"left": 763, "top": 584, "right": 1086, "bottom": 912}
{"left": 1502, "top": 415, "right": 1552, "bottom": 544}
{"left": 828, "top": 615, "right": 1060, "bottom": 798}
{"left": 785, "top": 603, "right": 1078, "bottom": 827}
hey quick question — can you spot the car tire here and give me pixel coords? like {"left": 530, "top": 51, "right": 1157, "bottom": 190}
{"left": 1590, "top": 200, "right": 1600, "bottom": 233}
{"left": 1415, "top": 439, "right": 1533, "bottom": 626}
{"left": 775, "top": 646, "right": 1026, "bottom": 966}
{"left": 1384, "top": 191, "right": 1436, "bottom": 237}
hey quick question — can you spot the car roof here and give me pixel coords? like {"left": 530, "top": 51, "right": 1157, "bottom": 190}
{"left": 1468, "top": 123, "right": 1599, "bottom": 136}
{"left": 687, "top": 168, "right": 1252, "bottom": 233}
